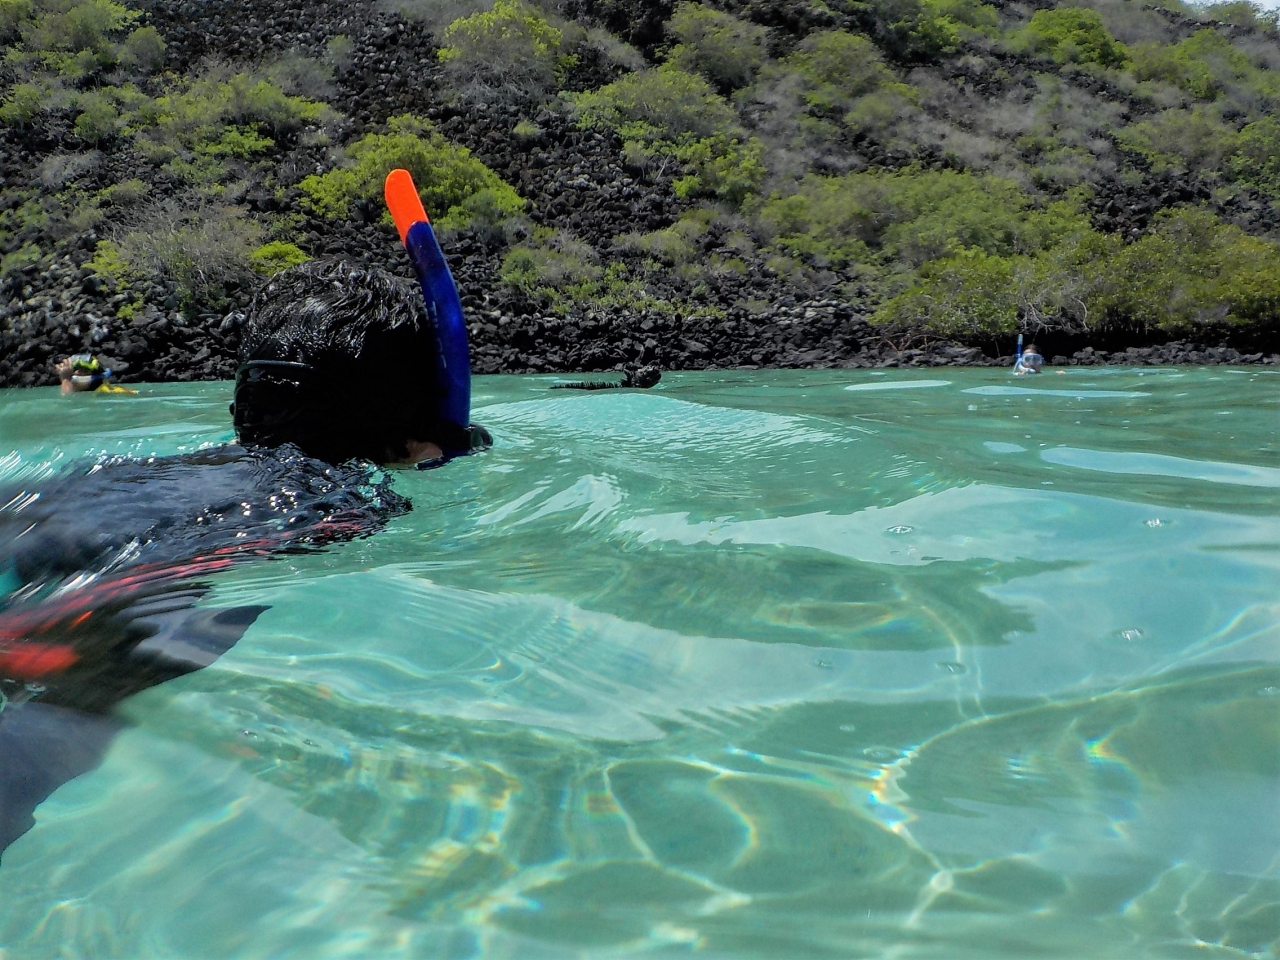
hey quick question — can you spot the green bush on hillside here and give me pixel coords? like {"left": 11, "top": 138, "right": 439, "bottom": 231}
{"left": 118, "top": 25, "right": 164, "bottom": 73}
{"left": 1117, "top": 106, "right": 1236, "bottom": 174}
{"left": 878, "top": 206, "right": 1280, "bottom": 338}
{"left": 755, "top": 169, "right": 1090, "bottom": 268}
{"left": 776, "top": 30, "right": 918, "bottom": 140}
{"left": 0, "top": 82, "right": 44, "bottom": 126}
{"left": 299, "top": 115, "right": 524, "bottom": 231}
{"left": 1129, "top": 29, "right": 1268, "bottom": 101}
{"left": 12, "top": 0, "right": 141, "bottom": 79}
{"left": 437, "top": 0, "right": 570, "bottom": 105}
{"left": 133, "top": 72, "right": 331, "bottom": 153}
{"left": 667, "top": 3, "right": 768, "bottom": 91}
{"left": 569, "top": 64, "right": 764, "bottom": 202}
{"left": 871, "top": 0, "right": 997, "bottom": 61}
{"left": 96, "top": 200, "right": 265, "bottom": 310}
{"left": 1019, "top": 8, "right": 1129, "bottom": 68}
{"left": 1230, "top": 115, "right": 1280, "bottom": 196}
{"left": 500, "top": 229, "right": 601, "bottom": 307}
{"left": 784, "top": 31, "right": 902, "bottom": 110}
{"left": 875, "top": 240, "right": 1103, "bottom": 337}
{"left": 613, "top": 208, "right": 712, "bottom": 264}
{"left": 249, "top": 240, "right": 309, "bottom": 276}
{"left": 0, "top": 0, "right": 34, "bottom": 42}
{"left": 1090, "top": 207, "right": 1280, "bottom": 334}
{"left": 1204, "top": 1, "right": 1279, "bottom": 34}
{"left": 72, "top": 89, "right": 117, "bottom": 142}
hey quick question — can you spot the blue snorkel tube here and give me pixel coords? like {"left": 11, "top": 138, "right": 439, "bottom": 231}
{"left": 384, "top": 169, "right": 490, "bottom": 463}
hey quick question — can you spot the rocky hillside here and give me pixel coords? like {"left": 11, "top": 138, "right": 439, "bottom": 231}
{"left": 2, "top": 0, "right": 1279, "bottom": 386}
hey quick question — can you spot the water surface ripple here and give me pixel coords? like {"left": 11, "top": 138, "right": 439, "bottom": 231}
{"left": 0, "top": 368, "right": 1277, "bottom": 958}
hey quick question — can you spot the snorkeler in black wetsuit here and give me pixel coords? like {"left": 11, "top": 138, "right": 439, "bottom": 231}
{"left": 0, "top": 446, "right": 411, "bottom": 852}
{"left": 0, "top": 173, "right": 490, "bottom": 857}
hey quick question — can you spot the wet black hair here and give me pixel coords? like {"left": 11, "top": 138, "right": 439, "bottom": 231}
{"left": 232, "top": 259, "right": 446, "bottom": 464}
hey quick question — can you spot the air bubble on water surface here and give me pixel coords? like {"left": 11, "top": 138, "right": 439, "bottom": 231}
{"left": 863, "top": 746, "right": 902, "bottom": 763}
{"left": 1144, "top": 518, "right": 1165, "bottom": 528}
{"left": 886, "top": 525, "right": 913, "bottom": 535}
{"left": 936, "top": 661, "right": 967, "bottom": 675}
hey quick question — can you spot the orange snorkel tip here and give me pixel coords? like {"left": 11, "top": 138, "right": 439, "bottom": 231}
{"left": 384, "top": 169, "right": 430, "bottom": 245}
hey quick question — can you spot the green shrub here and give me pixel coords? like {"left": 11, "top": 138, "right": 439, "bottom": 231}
{"left": 784, "top": 31, "right": 900, "bottom": 110}
{"left": 0, "top": 0, "right": 34, "bottom": 42}
{"left": 249, "top": 240, "right": 309, "bottom": 275}
{"left": 772, "top": 30, "right": 919, "bottom": 141}
{"left": 875, "top": 243, "right": 1100, "bottom": 337}
{"left": 755, "top": 169, "right": 1090, "bottom": 268}
{"left": 437, "top": 0, "right": 568, "bottom": 105}
{"left": 111, "top": 200, "right": 264, "bottom": 310}
{"left": 73, "top": 90, "right": 117, "bottom": 143}
{"left": 876, "top": 248, "right": 1018, "bottom": 334}
{"left": 98, "top": 177, "right": 147, "bottom": 207}
{"left": 1203, "top": 1, "right": 1279, "bottom": 34}
{"left": 571, "top": 62, "right": 738, "bottom": 138}
{"left": 1117, "top": 106, "right": 1235, "bottom": 174}
{"left": 263, "top": 53, "right": 334, "bottom": 99}
{"left": 1090, "top": 207, "right": 1280, "bottom": 334}
{"left": 324, "top": 34, "right": 355, "bottom": 72}
{"left": 1130, "top": 29, "right": 1259, "bottom": 100}
{"left": 1019, "top": 8, "right": 1129, "bottom": 68}
{"left": 127, "top": 71, "right": 332, "bottom": 182}
{"left": 87, "top": 237, "right": 134, "bottom": 281}
{"left": 0, "top": 83, "right": 45, "bottom": 126}
{"left": 613, "top": 209, "right": 711, "bottom": 263}
{"left": 118, "top": 24, "right": 164, "bottom": 73}
{"left": 1230, "top": 115, "right": 1280, "bottom": 196}
{"left": 22, "top": 0, "right": 138, "bottom": 53}
{"left": 199, "top": 126, "right": 274, "bottom": 158}
{"left": 500, "top": 229, "right": 601, "bottom": 307}
{"left": 569, "top": 64, "right": 764, "bottom": 203}
{"left": 872, "top": 0, "right": 960, "bottom": 61}
{"left": 0, "top": 241, "right": 44, "bottom": 279}
{"left": 299, "top": 115, "right": 524, "bottom": 230}
{"left": 667, "top": 2, "right": 768, "bottom": 91}
{"left": 927, "top": 0, "right": 998, "bottom": 33}
{"left": 148, "top": 72, "right": 330, "bottom": 144}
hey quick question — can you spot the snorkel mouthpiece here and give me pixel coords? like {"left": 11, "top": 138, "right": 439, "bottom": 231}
{"left": 385, "top": 169, "right": 474, "bottom": 453}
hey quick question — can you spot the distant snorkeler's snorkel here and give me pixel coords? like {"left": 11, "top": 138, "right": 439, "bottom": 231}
{"left": 1015, "top": 333, "right": 1023, "bottom": 368}
{"left": 384, "top": 169, "right": 491, "bottom": 468}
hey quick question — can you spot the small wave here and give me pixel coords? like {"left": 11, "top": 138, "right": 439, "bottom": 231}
{"left": 1040, "top": 447, "right": 1280, "bottom": 487}
{"left": 963, "top": 386, "right": 1151, "bottom": 398}
{"left": 845, "top": 379, "right": 951, "bottom": 392}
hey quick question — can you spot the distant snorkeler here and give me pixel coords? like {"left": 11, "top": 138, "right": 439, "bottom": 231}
{"left": 54, "top": 354, "right": 137, "bottom": 395}
{"left": 1014, "top": 342, "right": 1044, "bottom": 376}
{"left": 0, "top": 171, "right": 488, "bottom": 858}
{"left": 551, "top": 363, "right": 662, "bottom": 391}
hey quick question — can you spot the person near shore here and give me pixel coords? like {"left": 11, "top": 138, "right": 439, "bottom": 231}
{"left": 1014, "top": 343, "right": 1044, "bottom": 376}
{"left": 0, "top": 170, "right": 487, "bottom": 857}
{"left": 54, "top": 354, "right": 137, "bottom": 394}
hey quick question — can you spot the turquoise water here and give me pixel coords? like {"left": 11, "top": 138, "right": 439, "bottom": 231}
{"left": 0, "top": 367, "right": 1277, "bottom": 958}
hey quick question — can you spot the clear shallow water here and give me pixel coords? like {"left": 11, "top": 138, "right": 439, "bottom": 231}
{"left": 0, "top": 367, "right": 1277, "bottom": 959}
